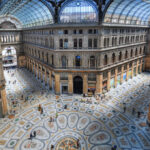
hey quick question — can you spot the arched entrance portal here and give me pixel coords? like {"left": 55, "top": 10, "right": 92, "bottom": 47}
{"left": 2, "top": 46, "right": 17, "bottom": 69}
{"left": 73, "top": 76, "right": 83, "bottom": 94}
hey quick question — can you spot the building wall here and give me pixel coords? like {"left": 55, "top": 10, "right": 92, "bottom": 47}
{"left": 23, "top": 25, "right": 146, "bottom": 94}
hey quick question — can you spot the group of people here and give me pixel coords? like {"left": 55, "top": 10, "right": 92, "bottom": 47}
{"left": 123, "top": 103, "right": 143, "bottom": 118}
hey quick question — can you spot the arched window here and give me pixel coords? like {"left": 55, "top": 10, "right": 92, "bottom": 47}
{"left": 62, "top": 56, "right": 67, "bottom": 68}
{"left": 104, "top": 54, "right": 107, "bottom": 65}
{"left": 59, "top": 39, "right": 63, "bottom": 49}
{"left": 52, "top": 55, "right": 54, "bottom": 65}
{"left": 135, "top": 49, "right": 138, "bottom": 56}
{"left": 112, "top": 37, "right": 114, "bottom": 46}
{"left": 119, "top": 52, "right": 122, "bottom": 61}
{"left": 42, "top": 52, "right": 44, "bottom": 60}
{"left": 139, "top": 48, "right": 142, "bottom": 54}
{"left": 46, "top": 53, "right": 48, "bottom": 63}
{"left": 112, "top": 53, "right": 116, "bottom": 63}
{"left": 143, "top": 46, "right": 146, "bottom": 54}
{"left": 115, "top": 37, "right": 117, "bottom": 46}
{"left": 104, "top": 38, "right": 107, "bottom": 47}
{"left": 131, "top": 49, "right": 133, "bottom": 57}
{"left": 60, "top": 0, "right": 98, "bottom": 23}
{"left": 107, "top": 38, "right": 109, "bottom": 47}
{"left": 119, "top": 37, "right": 121, "bottom": 45}
{"left": 75, "top": 55, "right": 81, "bottom": 67}
{"left": 125, "top": 50, "right": 128, "bottom": 59}
{"left": 90, "top": 56, "right": 95, "bottom": 68}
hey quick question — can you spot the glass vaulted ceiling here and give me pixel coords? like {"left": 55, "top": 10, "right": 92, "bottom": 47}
{"left": 0, "top": 0, "right": 53, "bottom": 28}
{"left": 104, "top": 0, "right": 150, "bottom": 26}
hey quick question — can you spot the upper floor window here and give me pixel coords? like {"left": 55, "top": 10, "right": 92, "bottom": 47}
{"left": 59, "top": 39, "right": 63, "bottom": 49}
{"left": 74, "top": 39, "right": 77, "bottom": 49}
{"left": 75, "top": 55, "right": 81, "bottom": 67}
{"left": 90, "top": 56, "right": 95, "bottom": 68}
{"left": 104, "top": 54, "right": 107, "bottom": 65}
{"left": 88, "top": 39, "right": 92, "bottom": 49}
{"left": 62, "top": 56, "right": 67, "bottom": 68}
{"left": 94, "top": 39, "right": 97, "bottom": 48}
{"left": 64, "top": 30, "right": 68, "bottom": 34}
{"left": 79, "top": 29, "right": 83, "bottom": 34}
{"left": 64, "top": 39, "right": 68, "bottom": 49}
{"left": 79, "top": 39, "right": 82, "bottom": 49}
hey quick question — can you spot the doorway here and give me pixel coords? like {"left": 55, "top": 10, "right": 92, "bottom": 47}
{"left": 73, "top": 76, "right": 83, "bottom": 94}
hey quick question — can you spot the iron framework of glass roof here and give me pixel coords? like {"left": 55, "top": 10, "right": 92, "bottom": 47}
{"left": 0, "top": 0, "right": 150, "bottom": 28}
{"left": 0, "top": 0, "right": 54, "bottom": 28}
{"left": 104, "top": 0, "right": 150, "bottom": 26}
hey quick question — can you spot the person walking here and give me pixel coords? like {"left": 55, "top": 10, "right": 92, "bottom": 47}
{"left": 29, "top": 132, "right": 33, "bottom": 140}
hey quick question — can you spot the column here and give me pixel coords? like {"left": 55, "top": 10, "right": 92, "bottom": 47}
{"left": 147, "top": 104, "right": 150, "bottom": 125}
{"left": 26, "top": 59, "right": 29, "bottom": 70}
{"left": 44, "top": 68, "right": 47, "bottom": 85}
{"left": 83, "top": 74, "right": 88, "bottom": 95}
{"left": 114, "top": 67, "right": 118, "bottom": 87}
{"left": 0, "top": 46, "right": 8, "bottom": 116}
{"left": 49, "top": 70, "right": 52, "bottom": 90}
{"left": 126, "top": 63, "right": 129, "bottom": 81}
{"left": 107, "top": 70, "right": 111, "bottom": 91}
{"left": 31, "top": 62, "right": 33, "bottom": 73}
{"left": 140, "top": 61, "right": 143, "bottom": 73}
{"left": 0, "top": 87, "right": 8, "bottom": 116}
{"left": 37, "top": 64, "right": 39, "bottom": 79}
{"left": 131, "top": 62, "right": 134, "bottom": 78}
{"left": 55, "top": 73, "right": 60, "bottom": 95}
{"left": 40, "top": 66, "right": 43, "bottom": 82}
{"left": 68, "top": 73, "right": 73, "bottom": 95}
{"left": 96, "top": 73, "right": 103, "bottom": 94}
{"left": 120, "top": 65, "right": 124, "bottom": 84}
{"left": 136, "top": 60, "right": 139, "bottom": 75}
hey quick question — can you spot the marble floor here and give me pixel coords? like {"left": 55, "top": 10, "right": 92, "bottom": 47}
{"left": 0, "top": 68, "right": 150, "bottom": 150}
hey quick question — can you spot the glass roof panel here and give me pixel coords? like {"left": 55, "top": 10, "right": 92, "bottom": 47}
{"left": 0, "top": 0, "right": 53, "bottom": 28}
{"left": 104, "top": 0, "right": 150, "bottom": 26}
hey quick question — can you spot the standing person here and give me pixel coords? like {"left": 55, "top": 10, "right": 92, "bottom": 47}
{"left": 138, "top": 111, "right": 141, "bottom": 118}
{"left": 123, "top": 103, "right": 126, "bottom": 113}
{"left": 76, "top": 139, "right": 80, "bottom": 149}
{"left": 132, "top": 107, "right": 135, "bottom": 115}
{"left": 51, "top": 145, "right": 54, "bottom": 150}
{"left": 56, "top": 112, "right": 58, "bottom": 119}
{"left": 123, "top": 106, "right": 126, "bottom": 113}
{"left": 38, "top": 104, "right": 41, "bottom": 112}
{"left": 41, "top": 107, "right": 43, "bottom": 114}
{"left": 33, "top": 131, "right": 36, "bottom": 138}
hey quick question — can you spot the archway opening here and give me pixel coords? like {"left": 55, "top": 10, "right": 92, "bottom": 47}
{"left": 2, "top": 46, "right": 17, "bottom": 69}
{"left": 73, "top": 76, "right": 83, "bottom": 94}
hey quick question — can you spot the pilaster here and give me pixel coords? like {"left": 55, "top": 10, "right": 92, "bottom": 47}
{"left": 126, "top": 63, "right": 129, "bottom": 81}
{"left": 120, "top": 65, "right": 124, "bottom": 84}
{"left": 96, "top": 73, "right": 103, "bottom": 94}
{"left": 114, "top": 67, "right": 118, "bottom": 87}
{"left": 83, "top": 74, "right": 88, "bottom": 95}
{"left": 107, "top": 71, "right": 111, "bottom": 91}
{"left": 55, "top": 73, "right": 60, "bottom": 95}
{"left": 68, "top": 73, "right": 73, "bottom": 95}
